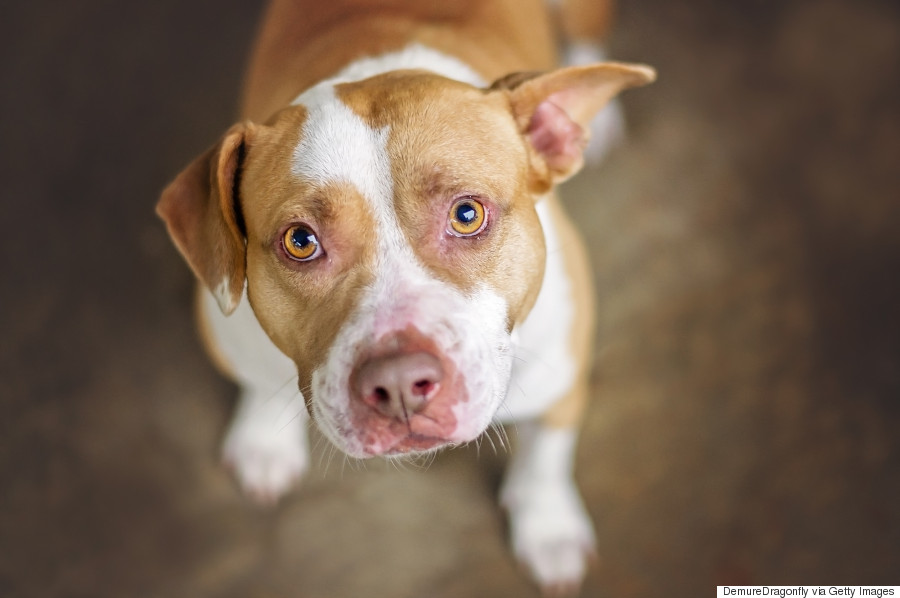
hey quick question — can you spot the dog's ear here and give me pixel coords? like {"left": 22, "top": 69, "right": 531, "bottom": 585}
{"left": 156, "top": 122, "right": 255, "bottom": 315}
{"left": 491, "top": 62, "right": 655, "bottom": 184}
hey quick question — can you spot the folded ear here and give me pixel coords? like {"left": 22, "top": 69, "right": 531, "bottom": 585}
{"left": 156, "top": 123, "right": 254, "bottom": 315}
{"left": 491, "top": 62, "right": 656, "bottom": 184}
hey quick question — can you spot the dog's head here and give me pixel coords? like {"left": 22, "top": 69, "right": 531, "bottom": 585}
{"left": 157, "top": 63, "right": 654, "bottom": 457}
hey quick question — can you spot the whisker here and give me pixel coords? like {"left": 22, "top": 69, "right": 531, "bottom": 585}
{"left": 275, "top": 382, "right": 301, "bottom": 416}
{"left": 389, "top": 455, "right": 411, "bottom": 473}
{"left": 498, "top": 396, "right": 517, "bottom": 421}
{"left": 484, "top": 430, "right": 498, "bottom": 455}
{"left": 489, "top": 423, "right": 508, "bottom": 453}
{"left": 278, "top": 399, "right": 307, "bottom": 433}
{"left": 324, "top": 444, "right": 339, "bottom": 478}
{"left": 422, "top": 451, "right": 437, "bottom": 470}
{"left": 259, "top": 374, "right": 299, "bottom": 409}
{"left": 511, "top": 344, "right": 557, "bottom": 373}
{"left": 495, "top": 425, "right": 507, "bottom": 452}
{"left": 500, "top": 422, "right": 513, "bottom": 450}
{"left": 314, "top": 434, "right": 326, "bottom": 468}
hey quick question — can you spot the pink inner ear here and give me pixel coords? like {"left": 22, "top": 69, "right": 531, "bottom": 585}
{"left": 526, "top": 100, "right": 586, "bottom": 173}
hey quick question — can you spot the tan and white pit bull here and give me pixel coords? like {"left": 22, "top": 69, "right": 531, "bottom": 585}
{"left": 157, "top": 0, "right": 654, "bottom": 593}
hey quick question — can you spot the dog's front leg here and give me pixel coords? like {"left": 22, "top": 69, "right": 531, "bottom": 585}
{"left": 197, "top": 290, "right": 310, "bottom": 504}
{"left": 501, "top": 413, "right": 596, "bottom": 595}
{"left": 222, "top": 383, "right": 309, "bottom": 505}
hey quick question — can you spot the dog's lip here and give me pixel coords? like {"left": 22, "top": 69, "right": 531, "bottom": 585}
{"left": 380, "top": 433, "right": 451, "bottom": 455}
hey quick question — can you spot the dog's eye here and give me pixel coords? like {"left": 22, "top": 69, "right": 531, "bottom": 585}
{"left": 282, "top": 225, "right": 322, "bottom": 261}
{"left": 448, "top": 198, "right": 487, "bottom": 237}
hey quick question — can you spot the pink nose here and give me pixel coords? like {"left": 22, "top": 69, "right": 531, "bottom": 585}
{"left": 353, "top": 352, "right": 443, "bottom": 420}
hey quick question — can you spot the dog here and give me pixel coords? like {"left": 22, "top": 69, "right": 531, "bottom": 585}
{"left": 157, "top": 0, "right": 654, "bottom": 593}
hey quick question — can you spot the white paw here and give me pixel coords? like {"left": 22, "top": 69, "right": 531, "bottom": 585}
{"left": 503, "top": 483, "right": 597, "bottom": 596}
{"left": 222, "top": 392, "right": 309, "bottom": 505}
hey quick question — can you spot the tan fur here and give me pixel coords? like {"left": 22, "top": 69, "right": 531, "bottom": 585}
{"left": 555, "top": 0, "right": 615, "bottom": 43}
{"left": 241, "top": 0, "right": 557, "bottom": 122}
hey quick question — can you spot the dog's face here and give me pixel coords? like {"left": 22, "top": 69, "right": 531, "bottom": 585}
{"left": 158, "top": 64, "right": 654, "bottom": 457}
{"left": 242, "top": 72, "right": 545, "bottom": 456}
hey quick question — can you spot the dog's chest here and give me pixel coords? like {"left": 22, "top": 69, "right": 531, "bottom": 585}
{"left": 497, "top": 200, "right": 577, "bottom": 422}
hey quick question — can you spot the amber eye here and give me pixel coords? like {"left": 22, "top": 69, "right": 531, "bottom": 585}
{"left": 448, "top": 198, "right": 487, "bottom": 236}
{"left": 282, "top": 225, "right": 321, "bottom": 261}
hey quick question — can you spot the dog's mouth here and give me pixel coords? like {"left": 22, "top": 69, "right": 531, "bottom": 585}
{"left": 354, "top": 413, "right": 462, "bottom": 457}
{"left": 379, "top": 433, "right": 452, "bottom": 456}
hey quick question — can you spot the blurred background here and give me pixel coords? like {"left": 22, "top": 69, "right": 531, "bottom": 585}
{"left": 1, "top": 1, "right": 898, "bottom": 596}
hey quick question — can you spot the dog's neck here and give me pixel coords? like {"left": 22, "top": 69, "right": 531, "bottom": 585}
{"left": 240, "top": 0, "right": 559, "bottom": 122}
{"left": 291, "top": 43, "right": 486, "bottom": 106}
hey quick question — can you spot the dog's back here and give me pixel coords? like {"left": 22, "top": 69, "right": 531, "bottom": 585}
{"left": 241, "top": 0, "right": 612, "bottom": 121}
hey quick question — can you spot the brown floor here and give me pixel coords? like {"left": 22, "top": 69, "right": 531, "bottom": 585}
{"left": 1, "top": 1, "right": 898, "bottom": 597}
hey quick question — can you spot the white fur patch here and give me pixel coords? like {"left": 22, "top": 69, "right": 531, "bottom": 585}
{"left": 202, "top": 288, "right": 297, "bottom": 386}
{"left": 213, "top": 278, "right": 238, "bottom": 314}
{"left": 201, "top": 288, "right": 310, "bottom": 502}
{"left": 291, "top": 43, "right": 486, "bottom": 98}
{"left": 291, "top": 85, "right": 392, "bottom": 206}
{"left": 499, "top": 200, "right": 577, "bottom": 422}
{"left": 222, "top": 384, "right": 309, "bottom": 503}
{"left": 501, "top": 424, "right": 596, "bottom": 591}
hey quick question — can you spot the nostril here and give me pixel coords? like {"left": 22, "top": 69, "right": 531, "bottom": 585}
{"left": 374, "top": 387, "right": 390, "bottom": 403}
{"left": 412, "top": 379, "right": 437, "bottom": 398}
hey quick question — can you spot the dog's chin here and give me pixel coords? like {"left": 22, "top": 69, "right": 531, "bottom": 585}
{"left": 334, "top": 431, "right": 463, "bottom": 459}
{"left": 380, "top": 434, "right": 455, "bottom": 456}
{"left": 323, "top": 420, "right": 489, "bottom": 459}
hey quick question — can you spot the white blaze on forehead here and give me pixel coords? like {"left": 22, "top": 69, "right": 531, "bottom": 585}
{"left": 291, "top": 83, "right": 392, "bottom": 213}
